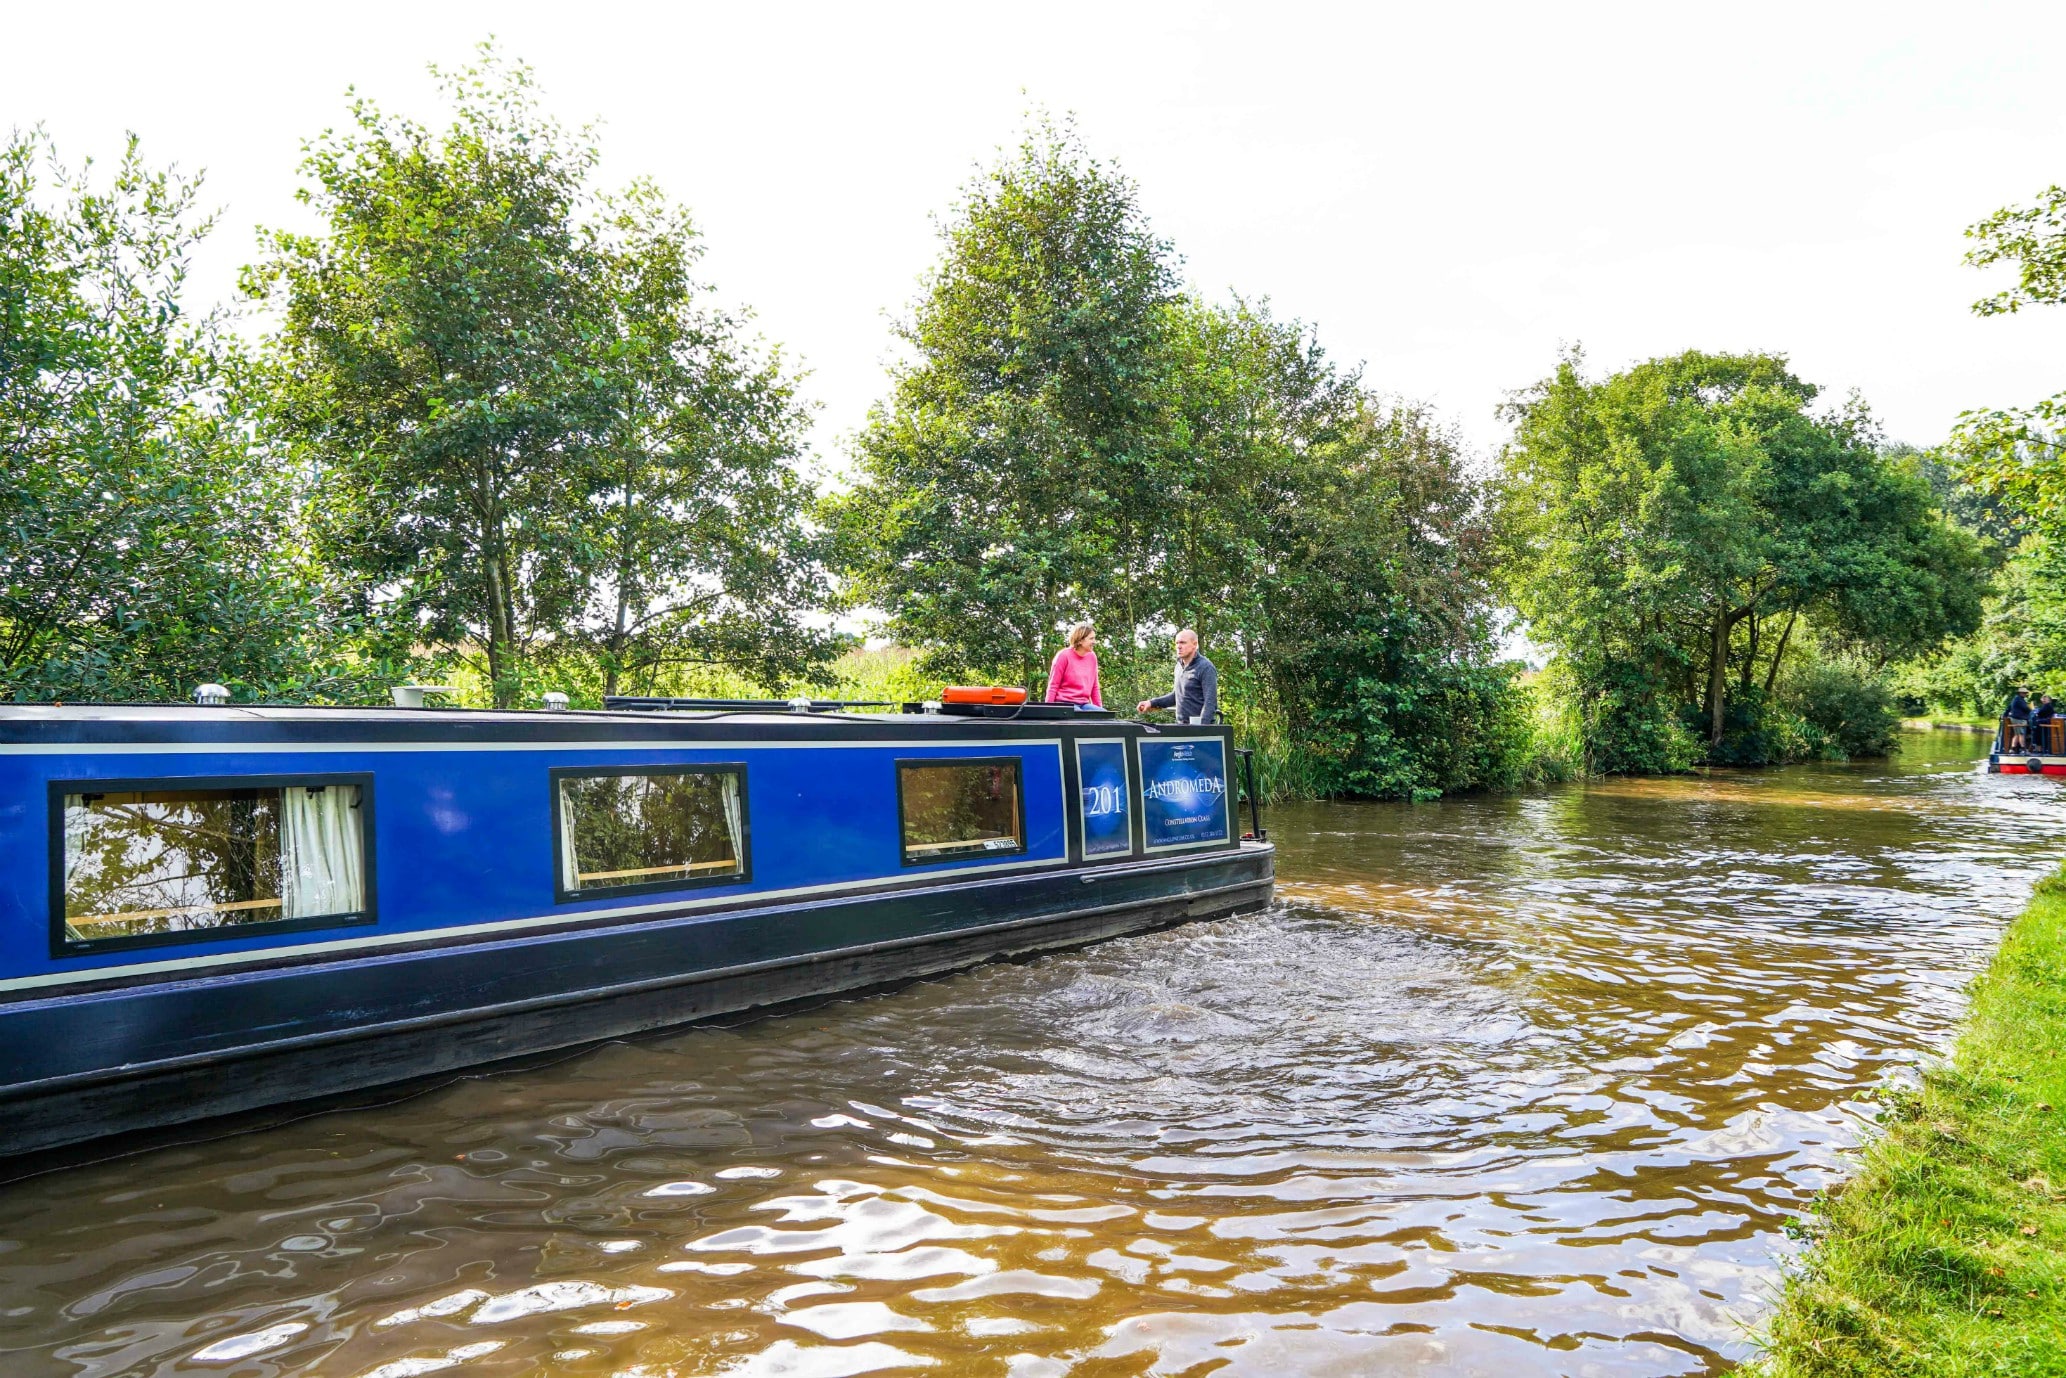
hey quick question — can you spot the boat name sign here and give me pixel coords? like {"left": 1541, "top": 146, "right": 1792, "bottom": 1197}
{"left": 1139, "top": 739, "right": 1231, "bottom": 850}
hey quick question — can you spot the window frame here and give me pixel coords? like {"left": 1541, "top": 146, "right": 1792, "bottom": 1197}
{"left": 47, "top": 772, "right": 377, "bottom": 960}
{"left": 550, "top": 762, "right": 752, "bottom": 904}
{"left": 894, "top": 755, "right": 1030, "bottom": 869}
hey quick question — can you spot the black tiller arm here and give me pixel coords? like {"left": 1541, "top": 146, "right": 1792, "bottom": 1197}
{"left": 1232, "top": 747, "right": 1267, "bottom": 841}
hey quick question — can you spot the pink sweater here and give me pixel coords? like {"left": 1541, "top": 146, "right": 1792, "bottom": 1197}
{"left": 1045, "top": 647, "right": 1102, "bottom": 707}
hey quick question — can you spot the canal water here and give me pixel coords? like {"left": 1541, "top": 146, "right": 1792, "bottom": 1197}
{"left": 1, "top": 731, "right": 2057, "bottom": 1377}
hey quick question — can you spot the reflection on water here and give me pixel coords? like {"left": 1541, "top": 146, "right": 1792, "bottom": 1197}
{"left": 0, "top": 731, "right": 2057, "bottom": 1377}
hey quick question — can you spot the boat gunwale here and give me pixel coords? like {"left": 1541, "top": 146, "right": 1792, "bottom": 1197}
{"left": 0, "top": 848, "right": 1276, "bottom": 1100}
{"left": 0, "top": 834, "right": 1273, "bottom": 1007}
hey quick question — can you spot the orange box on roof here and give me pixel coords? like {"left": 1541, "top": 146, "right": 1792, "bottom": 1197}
{"left": 940, "top": 685, "right": 1029, "bottom": 706}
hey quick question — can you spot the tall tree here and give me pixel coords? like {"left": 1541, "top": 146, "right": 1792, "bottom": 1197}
{"left": 565, "top": 187, "right": 834, "bottom": 696}
{"left": 246, "top": 50, "right": 618, "bottom": 708}
{"left": 833, "top": 123, "right": 1524, "bottom": 795}
{"left": 1954, "top": 182, "right": 2066, "bottom": 538}
{"left": 1501, "top": 349, "right": 1988, "bottom": 766}
{"left": 1153, "top": 298, "right": 1358, "bottom": 641}
{"left": 829, "top": 117, "right": 1179, "bottom": 691}
{"left": 0, "top": 130, "right": 353, "bottom": 703}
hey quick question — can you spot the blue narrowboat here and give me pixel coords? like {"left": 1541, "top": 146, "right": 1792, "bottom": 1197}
{"left": 0, "top": 697, "right": 1273, "bottom": 1158}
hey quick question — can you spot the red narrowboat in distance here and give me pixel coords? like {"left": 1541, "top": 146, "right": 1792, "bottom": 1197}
{"left": 1987, "top": 717, "right": 2066, "bottom": 775}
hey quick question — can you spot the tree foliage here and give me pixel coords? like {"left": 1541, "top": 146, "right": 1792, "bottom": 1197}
{"left": 558, "top": 187, "right": 832, "bottom": 697}
{"left": 1898, "top": 537, "right": 2066, "bottom": 720}
{"left": 833, "top": 120, "right": 1522, "bottom": 797}
{"left": 0, "top": 129, "right": 361, "bottom": 703}
{"left": 1500, "top": 349, "right": 1988, "bottom": 770}
{"left": 1953, "top": 183, "right": 2066, "bottom": 538}
{"left": 1967, "top": 183, "right": 2066, "bottom": 318}
{"left": 18, "top": 66, "right": 1990, "bottom": 803}
{"left": 247, "top": 48, "right": 828, "bottom": 707}
{"left": 245, "top": 53, "right": 615, "bottom": 708}
{"left": 1163, "top": 303, "right": 1519, "bottom": 796}
{"left": 829, "top": 117, "right": 1178, "bottom": 693}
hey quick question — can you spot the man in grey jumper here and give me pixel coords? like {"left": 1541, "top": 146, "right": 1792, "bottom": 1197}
{"left": 1137, "top": 628, "right": 1219, "bottom": 724}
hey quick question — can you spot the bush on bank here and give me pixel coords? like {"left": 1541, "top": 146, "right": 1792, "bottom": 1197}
{"left": 1749, "top": 866, "right": 2066, "bottom": 1377}
{"left": 1535, "top": 646, "right": 1904, "bottom": 777}
{"left": 1688, "top": 656, "right": 1904, "bottom": 769}
{"left": 1788, "top": 657, "right": 1903, "bottom": 760}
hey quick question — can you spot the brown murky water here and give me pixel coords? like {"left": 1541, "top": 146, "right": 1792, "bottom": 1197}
{"left": 1, "top": 731, "right": 2057, "bottom": 1377}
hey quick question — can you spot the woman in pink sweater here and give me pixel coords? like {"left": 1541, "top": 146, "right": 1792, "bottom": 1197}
{"left": 1045, "top": 622, "right": 1103, "bottom": 708}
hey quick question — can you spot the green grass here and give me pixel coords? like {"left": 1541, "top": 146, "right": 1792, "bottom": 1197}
{"left": 1747, "top": 866, "right": 2066, "bottom": 1376}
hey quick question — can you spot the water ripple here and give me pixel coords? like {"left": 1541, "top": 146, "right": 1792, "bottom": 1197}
{"left": 0, "top": 733, "right": 2053, "bottom": 1376}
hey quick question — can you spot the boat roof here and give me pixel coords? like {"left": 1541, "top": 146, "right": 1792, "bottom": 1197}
{"left": 2, "top": 703, "right": 942, "bottom": 723}
{"left": 0, "top": 702, "right": 1182, "bottom": 744}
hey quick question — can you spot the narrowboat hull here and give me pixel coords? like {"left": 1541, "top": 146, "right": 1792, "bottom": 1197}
{"left": 0, "top": 845, "right": 1270, "bottom": 1159}
{"left": 1985, "top": 717, "right": 2066, "bottom": 775}
{"left": 0, "top": 705, "right": 1273, "bottom": 1158}
{"left": 1989, "top": 756, "right": 2066, "bottom": 775}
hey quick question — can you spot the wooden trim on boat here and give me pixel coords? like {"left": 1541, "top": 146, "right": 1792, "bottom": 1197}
{"left": 69, "top": 897, "right": 285, "bottom": 928}
{"left": 575, "top": 860, "right": 738, "bottom": 882}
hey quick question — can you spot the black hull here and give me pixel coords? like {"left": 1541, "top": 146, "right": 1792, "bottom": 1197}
{"left": 0, "top": 846, "right": 1273, "bottom": 1158}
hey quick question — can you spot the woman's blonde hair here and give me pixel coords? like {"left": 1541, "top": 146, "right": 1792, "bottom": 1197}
{"left": 1067, "top": 622, "right": 1095, "bottom": 650}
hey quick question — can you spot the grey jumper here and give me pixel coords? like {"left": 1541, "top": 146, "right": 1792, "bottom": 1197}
{"left": 1149, "top": 653, "right": 1219, "bottom": 725}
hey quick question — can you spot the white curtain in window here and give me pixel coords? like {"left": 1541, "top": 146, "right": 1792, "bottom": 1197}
{"left": 559, "top": 782, "right": 583, "bottom": 891}
{"left": 720, "top": 774, "right": 743, "bottom": 869}
{"left": 282, "top": 786, "right": 364, "bottom": 919}
{"left": 62, "top": 799, "right": 94, "bottom": 900}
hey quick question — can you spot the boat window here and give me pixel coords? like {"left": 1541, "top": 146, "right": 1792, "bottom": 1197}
{"left": 557, "top": 767, "right": 747, "bottom": 897}
{"left": 897, "top": 758, "right": 1025, "bottom": 865}
{"left": 58, "top": 782, "right": 368, "bottom": 948}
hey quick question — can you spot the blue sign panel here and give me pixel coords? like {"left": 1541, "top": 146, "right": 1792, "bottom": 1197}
{"left": 1077, "top": 740, "right": 1132, "bottom": 856}
{"left": 1138, "top": 738, "right": 1230, "bottom": 850}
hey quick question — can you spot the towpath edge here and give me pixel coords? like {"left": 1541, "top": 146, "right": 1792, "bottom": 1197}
{"left": 1749, "top": 865, "right": 2066, "bottom": 1375}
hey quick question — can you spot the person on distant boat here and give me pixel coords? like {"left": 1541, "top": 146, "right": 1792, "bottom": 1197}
{"left": 1045, "top": 622, "right": 1104, "bottom": 709}
{"left": 2034, "top": 694, "right": 2058, "bottom": 753}
{"left": 1137, "top": 628, "right": 1219, "bottom": 725}
{"left": 2006, "top": 687, "right": 2034, "bottom": 751}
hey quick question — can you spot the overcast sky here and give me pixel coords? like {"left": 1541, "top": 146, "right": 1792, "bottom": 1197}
{"left": 8, "top": 1, "right": 2065, "bottom": 465}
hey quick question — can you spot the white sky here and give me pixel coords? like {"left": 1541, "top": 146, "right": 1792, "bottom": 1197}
{"left": 8, "top": 1, "right": 2066, "bottom": 466}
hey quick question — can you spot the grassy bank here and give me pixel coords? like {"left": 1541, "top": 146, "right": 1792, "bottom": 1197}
{"left": 1749, "top": 866, "right": 2066, "bottom": 1376}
